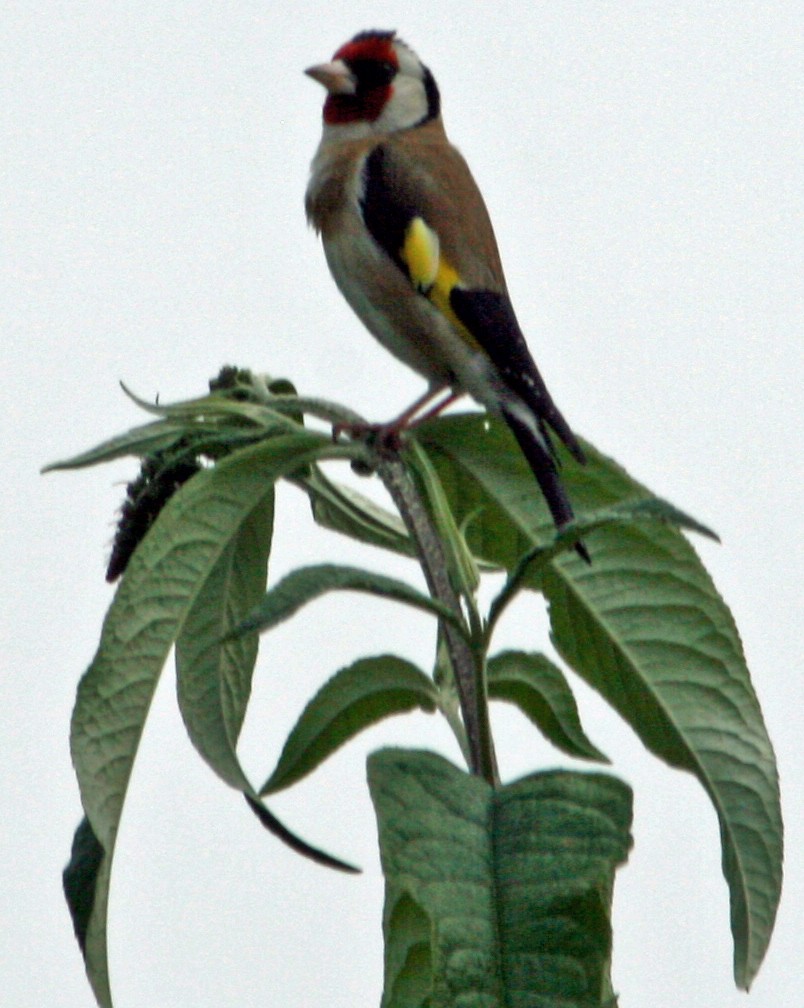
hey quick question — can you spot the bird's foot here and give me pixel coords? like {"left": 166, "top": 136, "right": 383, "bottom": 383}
{"left": 332, "top": 418, "right": 405, "bottom": 455}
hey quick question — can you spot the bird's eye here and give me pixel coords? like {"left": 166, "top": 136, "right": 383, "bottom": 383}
{"left": 350, "top": 58, "right": 396, "bottom": 89}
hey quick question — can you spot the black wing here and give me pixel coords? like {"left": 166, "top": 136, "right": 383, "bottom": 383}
{"left": 450, "top": 287, "right": 585, "bottom": 464}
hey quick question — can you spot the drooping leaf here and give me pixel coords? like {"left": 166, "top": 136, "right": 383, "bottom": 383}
{"left": 175, "top": 494, "right": 275, "bottom": 790}
{"left": 244, "top": 796, "right": 360, "bottom": 874}
{"left": 62, "top": 817, "right": 105, "bottom": 954}
{"left": 261, "top": 656, "right": 437, "bottom": 795}
{"left": 542, "top": 523, "right": 782, "bottom": 989}
{"left": 369, "top": 749, "right": 633, "bottom": 1007}
{"left": 417, "top": 414, "right": 783, "bottom": 989}
{"left": 487, "top": 650, "right": 608, "bottom": 763}
{"left": 233, "top": 564, "right": 466, "bottom": 640}
{"left": 68, "top": 431, "right": 330, "bottom": 1006}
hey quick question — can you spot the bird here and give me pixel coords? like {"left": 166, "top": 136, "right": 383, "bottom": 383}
{"left": 305, "top": 29, "right": 587, "bottom": 554}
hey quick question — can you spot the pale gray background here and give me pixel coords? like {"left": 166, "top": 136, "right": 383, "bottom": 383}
{"left": 3, "top": 3, "right": 802, "bottom": 1005}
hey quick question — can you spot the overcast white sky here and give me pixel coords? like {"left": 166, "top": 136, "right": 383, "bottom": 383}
{"left": 3, "top": 3, "right": 802, "bottom": 1006}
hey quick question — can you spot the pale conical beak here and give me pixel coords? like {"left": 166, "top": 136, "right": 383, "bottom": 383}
{"left": 304, "top": 59, "right": 356, "bottom": 96}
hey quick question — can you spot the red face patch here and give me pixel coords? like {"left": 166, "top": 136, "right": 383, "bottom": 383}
{"left": 333, "top": 33, "right": 398, "bottom": 69}
{"left": 323, "top": 89, "right": 391, "bottom": 125}
{"left": 324, "top": 32, "right": 399, "bottom": 125}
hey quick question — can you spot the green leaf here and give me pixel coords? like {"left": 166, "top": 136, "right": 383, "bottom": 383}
{"left": 69, "top": 431, "right": 327, "bottom": 1007}
{"left": 302, "top": 466, "right": 413, "bottom": 555}
{"left": 120, "top": 381, "right": 296, "bottom": 430}
{"left": 382, "top": 892, "right": 433, "bottom": 1007}
{"left": 416, "top": 414, "right": 715, "bottom": 566}
{"left": 62, "top": 817, "right": 105, "bottom": 954}
{"left": 43, "top": 379, "right": 309, "bottom": 474}
{"left": 368, "top": 749, "right": 633, "bottom": 1007}
{"left": 234, "top": 564, "right": 466, "bottom": 639}
{"left": 244, "top": 796, "right": 360, "bottom": 874}
{"left": 415, "top": 414, "right": 564, "bottom": 566}
{"left": 261, "top": 656, "right": 437, "bottom": 795}
{"left": 542, "top": 523, "right": 782, "bottom": 989}
{"left": 175, "top": 494, "right": 275, "bottom": 790}
{"left": 616, "top": 495, "right": 719, "bottom": 541}
{"left": 43, "top": 419, "right": 190, "bottom": 471}
{"left": 405, "top": 439, "right": 480, "bottom": 597}
{"left": 418, "top": 414, "right": 783, "bottom": 989}
{"left": 485, "top": 497, "right": 717, "bottom": 641}
{"left": 487, "top": 651, "right": 608, "bottom": 763}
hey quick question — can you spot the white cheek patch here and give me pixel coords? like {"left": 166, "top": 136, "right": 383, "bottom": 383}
{"left": 394, "top": 43, "right": 422, "bottom": 78}
{"left": 376, "top": 76, "right": 428, "bottom": 132}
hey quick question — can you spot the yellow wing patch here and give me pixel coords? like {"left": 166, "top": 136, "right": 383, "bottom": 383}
{"left": 402, "top": 217, "right": 440, "bottom": 293}
{"left": 400, "top": 217, "right": 478, "bottom": 346}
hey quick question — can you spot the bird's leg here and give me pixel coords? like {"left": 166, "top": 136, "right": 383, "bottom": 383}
{"left": 333, "top": 385, "right": 463, "bottom": 452}
{"left": 411, "top": 388, "right": 464, "bottom": 425}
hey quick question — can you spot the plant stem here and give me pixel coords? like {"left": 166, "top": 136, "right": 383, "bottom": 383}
{"left": 378, "top": 456, "right": 498, "bottom": 785}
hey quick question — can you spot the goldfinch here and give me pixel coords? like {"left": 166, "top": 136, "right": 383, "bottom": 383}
{"left": 305, "top": 30, "right": 586, "bottom": 545}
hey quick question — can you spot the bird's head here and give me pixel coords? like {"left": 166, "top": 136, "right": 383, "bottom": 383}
{"left": 306, "top": 30, "right": 440, "bottom": 136}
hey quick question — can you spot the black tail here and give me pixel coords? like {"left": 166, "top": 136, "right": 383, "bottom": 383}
{"left": 502, "top": 407, "right": 590, "bottom": 563}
